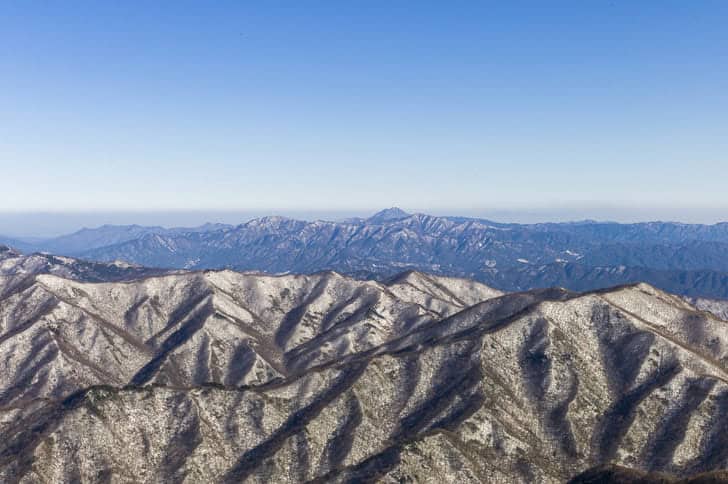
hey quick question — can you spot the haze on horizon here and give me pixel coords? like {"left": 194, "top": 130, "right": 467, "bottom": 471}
{"left": 2, "top": 2, "right": 727, "bottom": 226}
{"left": 4, "top": 205, "right": 728, "bottom": 239}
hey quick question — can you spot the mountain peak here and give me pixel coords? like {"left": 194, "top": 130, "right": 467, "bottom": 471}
{"left": 367, "top": 207, "right": 411, "bottom": 223}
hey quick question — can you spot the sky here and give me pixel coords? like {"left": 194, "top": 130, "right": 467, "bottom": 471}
{"left": 1, "top": 1, "right": 727, "bottom": 232}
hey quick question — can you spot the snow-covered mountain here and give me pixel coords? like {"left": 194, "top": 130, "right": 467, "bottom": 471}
{"left": 6, "top": 209, "right": 728, "bottom": 298}
{"left": 1, "top": 253, "right": 728, "bottom": 481}
{"left": 0, "top": 245, "right": 170, "bottom": 299}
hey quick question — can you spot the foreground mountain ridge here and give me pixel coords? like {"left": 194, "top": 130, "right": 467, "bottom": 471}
{"left": 7, "top": 208, "right": 728, "bottom": 299}
{"left": 2, "top": 252, "right": 728, "bottom": 482}
{"left": 0, "top": 255, "right": 503, "bottom": 406}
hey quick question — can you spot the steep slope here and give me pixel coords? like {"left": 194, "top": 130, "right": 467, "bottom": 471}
{"left": 0, "top": 264, "right": 501, "bottom": 407}
{"left": 580, "top": 241, "right": 728, "bottom": 272}
{"left": 685, "top": 297, "right": 728, "bottom": 322}
{"left": 1, "top": 267, "right": 728, "bottom": 482}
{"left": 479, "top": 262, "right": 728, "bottom": 299}
{"left": 0, "top": 245, "right": 170, "bottom": 300}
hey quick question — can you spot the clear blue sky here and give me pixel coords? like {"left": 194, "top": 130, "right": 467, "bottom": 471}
{"left": 1, "top": 1, "right": 727, "bottom": 219}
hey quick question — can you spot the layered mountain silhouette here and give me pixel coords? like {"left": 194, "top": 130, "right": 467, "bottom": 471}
{"left": 2, "top": 250, "right": 728, "bottom": 482}
{"left": 6, "top": 209, "right": 728, "bottom": 298}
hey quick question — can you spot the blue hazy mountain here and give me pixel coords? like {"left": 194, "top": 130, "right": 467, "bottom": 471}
{"left": 0, "top": 236, "right": 36, "bottom": 253}
{"left": 33, "top": 222, "right": 233, "bottom": 254}
{"left": 6, "top": 208, "right": 728, "bottom": 298}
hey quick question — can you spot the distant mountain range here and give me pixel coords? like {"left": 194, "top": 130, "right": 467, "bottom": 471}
{"left": 5, "top": 208, "right": 728, "bottom": 298}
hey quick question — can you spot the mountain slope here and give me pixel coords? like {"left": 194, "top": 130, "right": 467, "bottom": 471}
{"left": 28, "top": 211, "right": 728, "bottom": 299}
{"left": 0, "top": 260, "right": 502, "bottom": 406}
{"left": 35, "top": 223, "right": 234, "bottom": 255}
{"left": 1, "top": 262, "right": 728, "bottom": 481}
{"left": 686, "top": 297, "right": 728, "bottom": 321}
{"left": 0, "top": 245, "right": 170, "bottom": 300}
{"left": 478, "top": 262, "right": 728, "bottom": 299}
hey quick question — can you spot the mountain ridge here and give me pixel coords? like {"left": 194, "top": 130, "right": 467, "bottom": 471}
{"left": 6, "top": 210, "right": 728, "bottom": 299}
{"left": 2, "top": 251, "right": 728, "bottom": 481}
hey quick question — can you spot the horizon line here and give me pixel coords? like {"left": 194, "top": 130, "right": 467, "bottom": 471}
{"left": 3, "top": 206, "right": 728, "bottom": 239}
